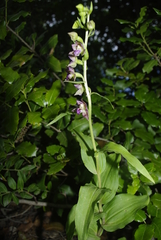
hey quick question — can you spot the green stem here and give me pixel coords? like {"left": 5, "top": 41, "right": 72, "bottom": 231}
{"left": 83, "top": 14, "right": 102, "bottom": 190}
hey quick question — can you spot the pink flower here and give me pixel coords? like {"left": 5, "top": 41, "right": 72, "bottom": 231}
{"left": 73, "top": 99, "right": 88, "bottom": 120}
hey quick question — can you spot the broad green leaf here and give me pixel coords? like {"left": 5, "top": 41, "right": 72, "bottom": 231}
{"left": 135, "top": 85, "right": 149, "bottom": 103}
{"left": 134, "top": 129, "right": 154, "bottom": 144}
{"left": 124, "top": 132, "right": 134, "bottom": 150}
{"left": 112, "top": 120, "right": 132, "bottom": 130}
{"left": 7, "top": 54, "right": 33, "bottom": 68}
{"left": 4, "top": 106, "right": 19, "bottom": 134}
{"left": 75, "top": 185, "right": 105, "bottom": 240}
{"left": 57, "top": 113, "right": 71, "bottom": 129}
{"left": 43, "top": 153, "right": 55, "bottom": 164}
{"left": 134, "top": 209, "right": 147, "bottom": 222}
{"left": 116, "top": 19, "right": 134, "bottom": 25}
{"left": 16, "top": 141, "right": 37, "bottom": 157}
{"left": 0, "top": 66, "right": 20, "bottom": 83}
{"left": 141, "top": 111, "right": 160, "bottom": 127}
{"left": 73, "top": 130, "right": 97, "bottom": 174}
{"left": 27, "top": 112, "right": 42, "bottom": 125}
{"left": 68, "top": 118, "right": 89, "bottom": 132}
{"left": 47, "top": 56, "right": 62, "bottom": 72}
{"left": 25, "top": 70, "right": 48, "bottom": 93}
{"left": 46, "top": 145, "right": 64, "bottom": 155}
{"left": 28, "top": 183, "right": 39, "bottom": 192}
{"left": 66, "top": 205, "right": 76, "bottom": 240}
{"left": 95, "top": 151, "right": 106, "bottom": 174}
{"left": 1, "top": 49, "right": 12, "bottom": 60}
{"left": 47, "top": 162, "right": 66, "bottom": 175}
{"left": 93, "top": 105, "right": 107, "bottom": 123}
{"left": 104, "top": 142, "right": 155, "bottom": 183}
{"left": 48, "top": 34, "right": 58, "bottom": 48}
{"left": 36, "top": 174, "right": 46, "bottom": 191}
{"left": 12, "top": 193, "right": 19, "bottom": 205}
{"left": 17, "top": 171, "right": 24, "bottom": 190}
{"left": 134, "top": 224, "right": 154, "bottom": 240}
{"left": 3, "top": 193, "right": 12, "bottom": 207}
{"left": 0, "top": 182, "right": 7, "bottom": 192}
{"left": 92, "top": 123, "right": 104, "bottom": 137}
{"left": 45, "top": 80, "right": 61, "bottom": 106}
{"left": 135, "top": 7, "right": 147, "bottom": 27}
{"left": 152, "top": 217, "right": 161, "bottom": 239}
{"left": 94, "top": 153, "right": 120, "bottom": 204}
{"left": 9, "top": 11, "right": 30, "bottom": 22}
{"left": 6, "top": 75, "right": 27, "bottom": 101}
{"left": 47, "top": 112, "right": 71, "bottom": 126}
{"left": 7, "top": 176, "right": 16, "bottom": 190}
{"left": 142, "top": 60, "right": 158, "bottom": 74}
{"left": 151, "top": 193, "right": 161, "bottom": 209}
{"left": 21, "top": 165, "right": 35, "bottom": 172}
{"left": 42, "top": 104, "right": 60, "bottom": 119}
{"left": 101, "top": 194, "right": 149, "bottom": 232}
{"left": 56, "top": 131, "right": 68, "bottom": 147}
{"left": 15, "top": 21, "right": 26, "bottom": 33}
{"left": 0, "top": 21, "right": 7, "bottom": 40}
{"left": 28, "top": 87, "right": 47, "bottom": 107}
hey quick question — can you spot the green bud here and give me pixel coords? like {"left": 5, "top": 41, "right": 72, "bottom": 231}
{"left": 76, "top": 4, "right": 84, "bottom": 12}
{"left": 87, "top": 20, "right": 95, "bottom": 30}
{"left": 68, "top": 32, "right": 78, "bottom": 42}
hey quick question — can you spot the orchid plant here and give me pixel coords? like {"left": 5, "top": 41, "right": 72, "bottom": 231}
{"left": 62, "top": 2, "right": 155, "bottom": 239}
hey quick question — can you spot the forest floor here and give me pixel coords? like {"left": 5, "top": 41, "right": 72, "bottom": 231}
{"left": 0, "top": 201, "right": 69, "bottom": 240}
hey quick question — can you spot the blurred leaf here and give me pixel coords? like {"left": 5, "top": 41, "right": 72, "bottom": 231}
{"left": 0, "top": 66, "right": 20, "bottom": 84}
{"left": 47, "top": 56, "right": 62, "bottom": 72}
{"left": 142, "top": 60, "right": 158, "bottom": 74}
{"left": 46, "top": 145, "right": 64, "bottom": 155}
{"left": 3, "top": 193, "right": 12, "bottom": 207}
{"left": 6, "top": 75, "right": 27, "bottom": 101}
{"left": 27, "top": 112, "right": 42, "bottom": 125}
{"left": 0, "top": 21, "right": 7, "bottom": 40}
{"left": 151, "top": 193, "right": 161, "bottom": 209}
{"left": 42, "top": 104, "right": 60, "bottom": 119}
{"left": 12, "top": 193, "right": 19, "bottom": 205}
{"left": 93, "top": 123, "right": 104, "bottom": 137}
{"left": 134, "top": 209, "right": 147, "bottom": 222}
{"left": 134, "top": 129, "right": 154, "bottom": 144}
{"left": 135, "top": 6, "right": 147, "bottom": 26}
{"left": 4, "top": 106, "right": 19, "bottom": 134}
{"left": 8, "top": 176, "right": 16, "bottom": 190}
{"left": 9, "top": 11, "right": 30, "bottom": 22}
{"left": 47, "top": 162, "right": 66, "bottom": 175}
{"left": 66, "top": 205, "right": 76, "bottom": 240}
{"left": 0, "top": 182, "right": 7, "bottom": 192}
{"left": 153, "top": 8, "right": 161, "bottom": 16}
{"left": 152, "top": 217, "right": 161, "bottom": 239}
{"left": 45, "top": 80, "right": 61, "bottom": 106}
{"left": 95, "top": 151, "right": 106, "bottom": 174}
{"left": 68, "top": 118, "right": 89, "bottom": 132}
{"left": 16, "top": 141, "right": 37, "bottom": 157}
{"left": 134, "top": 224, "right": 154, "bottom": 240}
{"left": 1, "top": 49, "right": 12, "bottom": 60}
{"left": 47, "top": 112, "right": 71, "bottom": 126}
{"left": 141, "top": 111, "right": 160, "bottom": 127}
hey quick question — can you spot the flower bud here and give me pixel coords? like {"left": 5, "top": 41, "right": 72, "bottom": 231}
{"left": 68, "top": 32, "right": 78, "bottom": 42}
{"left": 87, "top": 20, "right": 95, "bottom": 31}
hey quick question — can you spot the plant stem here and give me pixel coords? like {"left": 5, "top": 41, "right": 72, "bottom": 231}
{"left": 83, "top": 14, "right": 102, "bottom": 191}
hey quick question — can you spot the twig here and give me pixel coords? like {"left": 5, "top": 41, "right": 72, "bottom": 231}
{"left": 18, "top": 199, "right": 72, "bottom": 208}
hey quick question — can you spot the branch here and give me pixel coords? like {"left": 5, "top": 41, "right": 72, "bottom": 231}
{"left": 18, "top": 199, "right": 72, "bottom": 208}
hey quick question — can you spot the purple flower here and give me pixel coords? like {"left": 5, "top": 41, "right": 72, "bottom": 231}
{"left": 68, "top": 51, "right": 77, "bottom": 62}
{"left": 74, "top": 84, "right": 84, "bottom": 96}
{"left": 73, "top": 99, "right": 88, "bottom": 120}
{"left": 72, "top": 41, "right": 85, "bottom": 57}
{"left": 66, "top": 66, "right": 76, "bottom": 81}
